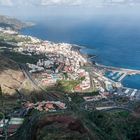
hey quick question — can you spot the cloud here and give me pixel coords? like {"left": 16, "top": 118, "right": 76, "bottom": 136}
{"left": 40, "top": 0, "right": 104, "bottom": 6}
{"left": 0, "top": 0, "right": 39, "bottom": 7}
{"left": 0, "top": 0, "right": 103, "bottom": 7}
{"left": 0, "top": 0, "right": 13, "bottom": 6}
{"left": 40, "top": 0, "right": 83, "bottom": 6}
{"left": 0, "top": 0, "right": 139, "bottom": 7}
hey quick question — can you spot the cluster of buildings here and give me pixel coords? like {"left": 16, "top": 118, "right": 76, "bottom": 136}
{"left": 92, "top": 71, "right": 116, "bottom": 93}
{"left": 75, "top": 69, "right": 91, "bottom": 91}
{"left": 114, "top": 87, "right": 140, "bottom": 100}
{"left": 17, "top": 39, "right": 91, "bottom": 91}
{"left": 2, "top": 28, "right": 139, "bottom": 99}
{"left": 40, "top": 73, "right": 63, "bottom": 86}
{"left": 0, "top": 27, "right": 18, "bottom": 35}
{"left": 83, "top": 95, "right": 107, "bottom": 102}
{"left": 24, "top": 101, "right": 67, "bottom": 112}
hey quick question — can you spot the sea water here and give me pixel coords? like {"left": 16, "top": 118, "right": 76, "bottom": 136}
{"left": 21, "top": 12, "right": 140, "bottom": 89}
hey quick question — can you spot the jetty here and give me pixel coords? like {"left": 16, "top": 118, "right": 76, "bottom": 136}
{"left": 95, "top": 63, "right": 140, "bottom": 75}
{"left": 118, "top": 73, "right": 127, "bottom": 82}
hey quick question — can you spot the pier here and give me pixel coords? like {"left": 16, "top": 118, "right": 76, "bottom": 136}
{"left": 119, "top": 87, "right": 140, "bottom": 100}
{"left": 130, "top": 89, "right": 137, "bottom": 97}
{"left": 95, "top": 63, "right": 140, "bottom": 75}
{"left": 118, "top": 73, "right": 127, "bottom": 82}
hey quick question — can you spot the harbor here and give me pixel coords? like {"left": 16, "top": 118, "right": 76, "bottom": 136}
{"left": 98, "top": 65, "right": 140, "bottom": 100}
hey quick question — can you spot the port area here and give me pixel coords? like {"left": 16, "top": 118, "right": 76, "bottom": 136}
{"left": 88, "top": 63, "right": 140, "bottom": 100}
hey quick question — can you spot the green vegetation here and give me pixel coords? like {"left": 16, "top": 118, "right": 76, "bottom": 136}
{"left": 0, "top": 16, "right": 140, "bottom": 140}
{"left": 0, "top": 86, "right": 4, "bottom": 113}
{"left": 69, "top": 93, "right": 84, "bottom": 104}
{"left": 9, "top": 107, "right": 140, "bottom": 140}
{"left": 81, "top": 91, "right": 99, "bottom": 96}
{"left": 1, "top": 50, "right": 40, "bottom": 64}
{"left": 0, "top": 112, "right": 4, "bottom": 121}
{"left": 56, "top": 80, "right": 80, "bottom": 92}
{"left": 63, "top": 72, "right": 68, "bottom": 79}
{"left": 0, "top": 33, "right": 31, "bottom": 43}
{"left": 0, "top": 97, "right": 21, "bottom": 114}
{"left": 109, "top": 110, "right": 130, "bottom": 118}
{"left": 37, "top": 124, "right": 89, "bottom": 140}
{"left": 85, "top": 110, "right": 140, "bottom": 140}
{"left": 10, "top": 111, "right": 91, "bottom": 140}
{"left": 67, "top": 91, "right": 99, "bottom": 105}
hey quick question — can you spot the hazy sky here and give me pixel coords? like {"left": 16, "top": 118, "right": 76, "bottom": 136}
{"left": 0, "top": 0, "right": 101, "bottom": 6}
{"left": 0, "top": 0, "right": 140, "bottom": 20}
{"left": 0, "top": 0, "right": 139, "bottom": 7}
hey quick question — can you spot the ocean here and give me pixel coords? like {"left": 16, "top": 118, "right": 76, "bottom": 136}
{"left": 21, "top": 13, "right": 140, "bottom": 89}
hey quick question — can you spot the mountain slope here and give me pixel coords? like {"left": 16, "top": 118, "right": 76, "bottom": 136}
{"left": 0, "top": 55, "right": 25, "bottom": 95}
{"left": 0, "top": 15, "right": 31, "bottom": 30}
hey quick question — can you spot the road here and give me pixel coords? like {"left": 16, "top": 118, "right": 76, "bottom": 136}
{"left": 96, "top": 106, "right": 132, "bottom": 112}
{"left": 19, "top": 64, "right": 80, "bottom": 111}
{"left": 19, "top": 64, "right": 61, "bottom": 101}
{"left": 90, "top": 67, "right": 120, "bottom": 89}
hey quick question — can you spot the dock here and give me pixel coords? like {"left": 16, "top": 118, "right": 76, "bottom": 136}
{"left": 118, "top": 73, "right": 127, "bottom": 82}
{"left": 124, "top": 89, "right": 130, "bottom": 94}
{"left": 130, "top": 89, "right": 137, "bottom": 97}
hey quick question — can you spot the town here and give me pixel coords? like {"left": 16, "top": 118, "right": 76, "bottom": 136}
{"left": 0, "top": 27, "right": 140, "bottom": 138}
{"left": 1, "top": 27, "right": 140, "bottom": 100}
{"left": 1, "top": 27, "right": 140, "bottom": 99}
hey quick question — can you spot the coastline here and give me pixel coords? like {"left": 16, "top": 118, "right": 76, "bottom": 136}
{"left": 19, "top": 27, "right": 140, "bottom": 73}
{"left": 19, "top": 28, "right": 138, "bottom": 70}
{"left": 1, "top": 26, "right": 140, "bottom": 98}
{"left": 20, "top": 21, "right": 140, "bottom": 71}
{"left": 19, "top": 27, "right": 140, "bottom": 90}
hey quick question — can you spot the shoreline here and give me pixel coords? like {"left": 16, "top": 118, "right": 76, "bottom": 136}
{"left": 17, "top": 28, "right": 140, "bottom": 90}
{"left": 20, "top": 28, "right": 140, "bottom": 72}
{"left": 1, "top": 26, "right": 140, "bottom": 96}
{"left": 19, "top": 29, "right": 140, "bottom": 73}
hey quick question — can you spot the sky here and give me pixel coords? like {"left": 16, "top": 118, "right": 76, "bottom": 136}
{"left": 0, "top": 0, "right": 100, "bottom": 7}
{"left": 0, "top": 0, "right": 140, "bottom": 20}
{"left": 0, "top": 0, "right": 140, "bottom": 7}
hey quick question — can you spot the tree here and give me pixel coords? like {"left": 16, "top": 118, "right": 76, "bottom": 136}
{"left": 0, "top": 85, "right": 4, "bottom": 111}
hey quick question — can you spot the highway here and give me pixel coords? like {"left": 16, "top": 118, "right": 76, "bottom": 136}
{"left": 96, "top": 106, "right": 132, "bottom": 112}
{"left": 19, "top": 64, "right": 81, "bottom": 111}
{"left": 19, "top": 64, "right": 62, "bottom": 101}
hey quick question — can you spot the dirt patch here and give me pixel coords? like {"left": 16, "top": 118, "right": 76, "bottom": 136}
{"left": 0, "top": 55, "right": 25, "bottom": 95}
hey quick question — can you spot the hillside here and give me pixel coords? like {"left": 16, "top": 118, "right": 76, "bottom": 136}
{"left": 10, "top": 107, "right": 140, "bottom": 140}
{"left": 0, "top": 15, "right": 140, "bottom": 140}
{"left": 0, "top": 15, "right": 32, "bottom": 30}
{"left": 0, "top": 55, "right": 25, "bottom": 95}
